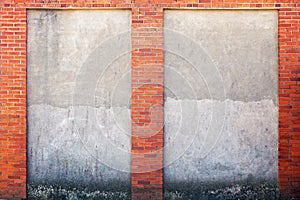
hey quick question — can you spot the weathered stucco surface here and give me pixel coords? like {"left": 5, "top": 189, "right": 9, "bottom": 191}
{"left": 164, "top": 10, "right": 278, "bottom": 195}
{"left": 27, "top": 10, "right": 131, "bottom": 195}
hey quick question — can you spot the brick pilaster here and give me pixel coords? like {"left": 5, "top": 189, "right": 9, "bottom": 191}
{"left": 278, "top": 8, "right": 300, "bottom": 200}
{"left": 0, "top": 6, "right": 27, "bottom": 199}
{"left": 131, "top": 6, "right": 164, "bottom": 200}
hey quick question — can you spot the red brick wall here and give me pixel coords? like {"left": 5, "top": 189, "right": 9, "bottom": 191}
{"left": 278, "top": 7, "right": 300, "bottom": 199}
{"left": 0, "top": 0, "right": 299, "bottom": 199}
{"left": 0, "top": 6, "right": 27, "bottom": 199}
{"left": 131, "top": 6, "right": 164, "bottom": 200}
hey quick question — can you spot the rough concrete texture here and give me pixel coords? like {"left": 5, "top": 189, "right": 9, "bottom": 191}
{"left": 164, "top": 182, "right": 279, "bottom": 200}
{"left": 164, "top": 10, "right": 278, "bottom": 194}
{"left": 27, "top": 10, "right": 132, "bottom": 192}
{"left": 27, "top": 184, "right": 130, "bottom": 200}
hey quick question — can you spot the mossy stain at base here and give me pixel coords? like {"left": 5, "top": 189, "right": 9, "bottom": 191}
{"left": 27, "top": 184, "right": 131, "bottom": 200}
{"left": 164, "top": 182, "right": 279, "bottom": 200}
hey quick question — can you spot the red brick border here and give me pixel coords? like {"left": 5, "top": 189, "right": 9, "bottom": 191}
{"left": 0, "top": 0, "right": 299, "bottom": 199}
{"left": 131, "top": 6, "right": 164, "bottom": 200}
{"left": 278, "top": 7, "right": 300, "bottom": 199}
{"left": 0, "top": 6, "right": 27, "bottom": 198}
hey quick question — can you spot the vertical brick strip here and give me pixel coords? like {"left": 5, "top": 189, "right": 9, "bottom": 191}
{"left": 0, "top": 6, "right": 27, "bottom": 199}
{"left": 278, "top": 8, "right": 300, "bottom": 200}
{"left": 131, "top": 6, "right": 164, "bottom": 200}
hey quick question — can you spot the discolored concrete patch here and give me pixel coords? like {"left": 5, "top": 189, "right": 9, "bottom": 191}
{"left": 27, "top": 184, "right": 130, "bottom": 200}
{"left": 164, "top": 182, "right": 278, "bottom": 200}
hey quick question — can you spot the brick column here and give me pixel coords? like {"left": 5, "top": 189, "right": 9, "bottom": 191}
{"left": 0, "top": 7, "right": 27, "bottom": 198}
{"left": 131, "top": 6, "right": 164, "bottom": 200}
{"left": 278, "top": 8, "right": 300, "bottom": 200}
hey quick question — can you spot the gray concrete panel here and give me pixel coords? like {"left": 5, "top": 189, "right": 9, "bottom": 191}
{"left": 27, "top": 10, "right": 131, "bottom": 194}
{"left": 164, "top": 10, "right": 278, "bottom": 194}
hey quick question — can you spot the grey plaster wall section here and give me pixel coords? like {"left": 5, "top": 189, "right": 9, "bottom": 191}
{"left": 164, "top": 10, "right": 278, "bottom": 190}
{"left": 27, "top": 10, "right": 132, "bottom": 190}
